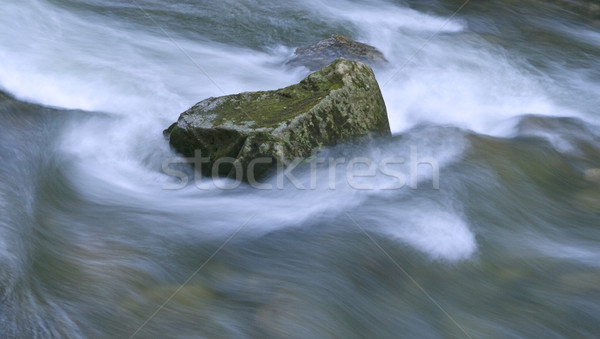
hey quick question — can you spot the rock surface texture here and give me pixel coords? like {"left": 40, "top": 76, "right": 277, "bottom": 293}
{"left": 165, "top": 59, "right": 391, "bottom": 179}
{"left": 286, "top": 34, "right": 388, "bottom": 71}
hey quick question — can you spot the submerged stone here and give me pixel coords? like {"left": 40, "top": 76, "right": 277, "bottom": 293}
{"left": 165, "top": 59, "right": 391, "bottom": 180}
{"left": 286, "top": 34, "right": 388, "bottom": 71}
{"left": 584, "top": 168, "right": 600, "bottom": 184}
{"left": 541, "top": 0, "right": 600, "bottom": 20}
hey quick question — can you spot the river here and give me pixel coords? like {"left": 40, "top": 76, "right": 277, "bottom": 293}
{"left": 1, "top": 0, "right": 599, "bottom": 337}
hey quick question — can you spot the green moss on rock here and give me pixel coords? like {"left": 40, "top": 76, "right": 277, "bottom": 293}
{"left": 166, "top": 58, "right": 391, "bottom": 180}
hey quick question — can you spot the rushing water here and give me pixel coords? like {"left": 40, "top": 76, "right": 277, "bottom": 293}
{"left": 1, "top": 0, "right": 600, "bottom": 337}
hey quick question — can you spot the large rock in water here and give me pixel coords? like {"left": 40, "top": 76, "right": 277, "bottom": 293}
{"left": 286, "top": 34, "right": 388, "bottom": 71}
{"left": 165, "top": 59, "right": 390, "bottom": 180}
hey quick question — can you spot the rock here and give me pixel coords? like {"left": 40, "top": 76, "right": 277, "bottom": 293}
{"left": 584, "top": 168, "right": 600, "bottom": 184}
{"left": 286, "top": 34, "right": 388, "bottom": 71}
{"left": 165, "top": 59, "right": 390, "bottom": 180}
{"left": 254, "top": 289, "right": 313, "bottom": 338}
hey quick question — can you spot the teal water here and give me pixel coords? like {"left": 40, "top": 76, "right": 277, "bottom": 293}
{"left": 1, "top": 0, "right": 599, "bottom": 337}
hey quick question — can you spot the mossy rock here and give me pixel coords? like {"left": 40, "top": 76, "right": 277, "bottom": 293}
{"left": 165, "top": 59, "right": 391, "bottom": 180}
{"left": 286, "top": 34, "right": 388, "bottom": 71}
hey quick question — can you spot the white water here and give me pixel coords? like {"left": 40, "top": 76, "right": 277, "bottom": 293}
{"left": 0, "top": 0, "right": 495, "bottom": 260}
{"left": 2, "top": 0, "right": 598, "bottom": 258}
{"left": 2, "top": 0, "right": 591, "bottom": 127}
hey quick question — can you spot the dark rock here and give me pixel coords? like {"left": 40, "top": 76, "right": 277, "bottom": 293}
{"left": 286, "top": 34, "right": 388, "bottom": 71}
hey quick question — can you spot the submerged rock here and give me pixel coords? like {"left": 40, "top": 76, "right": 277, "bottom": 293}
{"left": 165, "top": 59, "right": 390, "bottom": 180}
{"left": 286, "top": 34, "right": 388, "bottom": 71}
{"left": 584, "top": 168, "right": 600, "bottom": 184}
{"left": 540, "top": 0, "right": 600, "bottom": 20}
